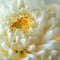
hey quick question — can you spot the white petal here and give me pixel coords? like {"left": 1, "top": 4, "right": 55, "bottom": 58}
{"left": 48, "top": 51, "right": 57, "bottom": 60}
{"left": 0, "top": 23, "right": 3, "bottom": 34}
{"left": 14, "top": 29, "right": 19, "bottom": 36}
{"left": 43, "top": 30, "right": 54, "bottom": 41}
{"left": 8, "top": 49, "right": 14, "bottom": 56}
{"left": 36, "top": 25, "right": 43, "bottom": 35}
{"left": 20, "top": 38, "right": 28, "bottom": 47}
{"left": 16, "top": 35, "right": 20, "bottom": 43}
{"left": 49, "top": 27, "right": 59, "bottom": 36}
{"left": 41, "top": 40, "right": 56, "bottom": 50}
{"left": 36, "top": 15, "right": 44, "bottom": 25}
{"left": 21, "top": 57, "right": 30, "bottom": 60}
{"left": 8, "top": 49, "right": 16, "bottom": 56}
{"left": 50, "top": 50, "right": 57, "bottom": 56}
{"left": 28, "top": 36, "right": 34, "bottom": 44}
{"left": 7, "top": 32, "right": 12, "bottom": 42}
{"left": 1, "top": 42, "right": 9, "bottom": 50}
{"left": 31, "top": 12, "right": 37, "bottom": 19}
{"left": 34, "top": 50, "right": 45, "bottom": 56}
{"left": 48, "top": 55, "right": 52, "bottom": 60}
{"left": 20, "top": 32, "right": 26, "bottom": 38}
{"left": 26, "top": 54, "right": 36, "bottom": 60}
{"left": 27, "top": 44, "right": 36, "bottom": 51}
{"left": 28, "top": 27, "right": 35, "bottom": 35}
{"left": 17, "top": 0, "right": 24, "bottom": 8}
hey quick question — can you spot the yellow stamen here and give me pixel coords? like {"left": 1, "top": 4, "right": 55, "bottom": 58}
{"left": 10, "top": 13, "right": 33, "bottom": 32}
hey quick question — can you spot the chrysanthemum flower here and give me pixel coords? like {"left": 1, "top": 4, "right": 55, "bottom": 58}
{"left": 0, "top": 0, "right": 60, "bottom": 60}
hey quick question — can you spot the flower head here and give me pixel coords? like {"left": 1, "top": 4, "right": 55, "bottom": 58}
{"left": 0, "top": 0, "right": 60, "bottom": 60}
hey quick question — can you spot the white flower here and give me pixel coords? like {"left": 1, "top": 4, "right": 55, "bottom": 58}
{"left": 0, "top": 0, "right": 60, "bottom": 60}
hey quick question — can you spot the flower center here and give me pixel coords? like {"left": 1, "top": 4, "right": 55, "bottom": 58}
{"left": 10, "top": 13, "right": 33, "bottom": 32}
{"left": 11, "top": 18, "right": 29, "bottom": 31}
